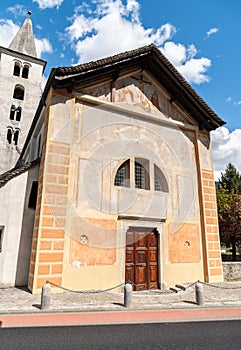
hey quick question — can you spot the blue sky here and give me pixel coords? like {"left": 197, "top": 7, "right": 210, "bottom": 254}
{"left": 0, "top": 0, "right": 240, "bottom": 179}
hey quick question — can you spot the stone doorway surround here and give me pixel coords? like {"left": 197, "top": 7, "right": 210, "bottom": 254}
{"left": 118, "top": 216, "right": 165, "bottom": 290}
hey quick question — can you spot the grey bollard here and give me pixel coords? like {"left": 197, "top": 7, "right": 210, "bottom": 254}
{"left": 124, "top": 283, "right": 133, "bottom": 308}
{"left": 195, "top": 282, "right": 204, "bottom": 306}
{"left": 41, "top": 283, "right": 51, "bottom": 310}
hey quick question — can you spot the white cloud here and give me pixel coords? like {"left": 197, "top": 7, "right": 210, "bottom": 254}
{"left": 211, "top": 127, "right": 241, "bottom": 180}
{"left": 7, "top": 5, "right": 26, "bottom": 17}
{"left": 206, "top": 27, "right": 218, "bottom": 38}
{"left": 65, "top": 0, "right": 175, "bottom": 55}
{"left": 0, "top": 19, "right": 19, "bottom": 47}
{"left": 161, "top": 42, "right": 211, "bottom": 84}
{"left": 32, "top": 0, "right": 64, "bottom": 9}
{"left": 35, "top": 37, "right": 53, "bottom": 57}
{"left": 225, "top": 96, "right": 241, "bottom": 107}
{"left": 65, "top": 0, "right": 211, "bottom": 85}
{"left": 66, "top": 0, "right": 176, "bottom": 60}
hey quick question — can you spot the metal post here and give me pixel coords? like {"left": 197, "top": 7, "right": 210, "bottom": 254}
{"left": 124, "top": 283, "right": 133, "bottom": 308}
{"left": 41, "top": 283, "right": 51, "bottom": 310}
{"left": 195, "top": 282, "right": 204, "bottom": 306}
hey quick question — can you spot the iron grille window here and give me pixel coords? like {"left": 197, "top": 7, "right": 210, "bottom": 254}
{"left": 135, "top": 158, "right": 150, "bottom": 190}
{"left": 154, "top": 164, "right": 168, "bottom": 192}
{"left": 114, "top": 158, "right": 167, "bottom": 192}
{"left": 114, "top": 160, "right": 130, "bottom": 187}
{"left": 154, "top": 164, "right": 163, "bottom": 191}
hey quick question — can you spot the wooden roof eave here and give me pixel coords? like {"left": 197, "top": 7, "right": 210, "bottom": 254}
{"left": 52, "top": 55, "right": 148, "bottom": 91}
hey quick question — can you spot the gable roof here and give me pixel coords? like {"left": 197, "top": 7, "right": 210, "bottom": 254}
{"left": 20, "top": 44, "right": 226, "bottom": 162}
{"left": 49, "top": 44, "right": 225, "bottom": 131}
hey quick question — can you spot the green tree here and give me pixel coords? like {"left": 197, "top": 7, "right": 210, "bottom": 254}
{"left": 218, "top": 162, "right": 241, "bottom": 194}
{"left": 217, "top": 163, "right": 241, "bottom": 260}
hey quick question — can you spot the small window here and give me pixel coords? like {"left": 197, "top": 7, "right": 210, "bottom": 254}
{"left": 28, "top": 181, "right": 38, "bottom": 209}
{"left": 154, "top": 165, "right": 168, "bottom": 192}
{"left": 22, "top": 65, "right": 29, "bottom": 79}
{"left": 13, "top": 85, "right": 24, "bottom": 100}
{"left": 13, "top": 62, "right": 21, "bottom": 76}
{"left": 15, "top": 107, "right": 22, "bottom": 122}
{"left": 114, "top": 160, "right": 130, "bottom": 187}
{"left": 9, "top": 105, "right": 16, "bottom": 120}
{"left": 13, "top": 129, "right": 20, "bottom": 145}
{"left": 135, "top": 158, "right": 150, "bottom": 190}
{"left": 0, "top": 227, "right": 4, "bottom": 253}
{"left": 7, "top": 128, "right": 13, "bottom": 144}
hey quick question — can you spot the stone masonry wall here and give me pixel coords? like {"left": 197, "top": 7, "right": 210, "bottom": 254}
{"left": 223, "top": 262, "right": 241, "bottom": 281}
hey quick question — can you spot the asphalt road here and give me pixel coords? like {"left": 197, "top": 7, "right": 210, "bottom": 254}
{"left": 1, "top": 320, "right": 241, "bottom": 349}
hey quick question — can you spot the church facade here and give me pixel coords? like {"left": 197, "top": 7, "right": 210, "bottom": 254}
{"left": 10, "top": 44, "right": 224, "bottom": 293}
{"left": 0, "top": 16, "right": 225, "bottom": 293}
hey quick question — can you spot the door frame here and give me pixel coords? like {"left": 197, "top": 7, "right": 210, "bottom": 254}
{"left": 125, "top": 227, "right": 159, "bottom": 290}
{"left": 118, "top": 218, "right": 165, "bottom": 290}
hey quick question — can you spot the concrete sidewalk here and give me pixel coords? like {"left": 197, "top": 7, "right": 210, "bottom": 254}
{"left": 1, "top": 281, "right": 241, "bottom": 314}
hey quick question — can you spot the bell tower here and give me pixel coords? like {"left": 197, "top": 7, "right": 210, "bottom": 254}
{"left": 0, "top": 12, "right": 46, "bottom": 173}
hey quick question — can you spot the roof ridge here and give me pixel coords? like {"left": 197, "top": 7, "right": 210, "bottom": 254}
{"left": 55, "top": 44, "right": 155, "bottom": 76}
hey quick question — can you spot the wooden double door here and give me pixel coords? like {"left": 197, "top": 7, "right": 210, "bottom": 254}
{"left": 125, "top": 228, "right": 159, "bottom": 291}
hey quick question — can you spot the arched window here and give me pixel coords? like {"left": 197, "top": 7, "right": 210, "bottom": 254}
{"left": 13, "top": 129, "right": 20, "bottom": 145}
{"left": 9, "top": 105, "right": 16, "bottom": 120}
{"left": 114, "top": 159, "right": 130, "bottom": 187}
{"left": 13, "top": 62, "right": 21, "bottom": 76}
{"left": 6, "top": 127, "right": 20, "bottom": 145}
{"left": 6, "top": 128, "right": 13, "bottom": 144}
{"left": 13, "top": 85, "right": 24, "bottom": 100}
{"left": 154, "top": 165, "right": 168, "bottom": 192}
{"left": 135, "top": 158, "right": 150, "bottom": 190}
{"left": 114, "top": 158, "right": 168, "bottom": 193}
{"left": 15, "top": 107, "right": 22, "bottom": 122}
{"left": 22, "top": 65, "right": 29, "bottom": 79}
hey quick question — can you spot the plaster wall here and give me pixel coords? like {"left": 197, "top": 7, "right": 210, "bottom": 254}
{"left": 29, "top": 73, "right": 222, "bottom": 292}
{"left": 0, "top": 172, "right": 27, "bottom": 287}
{"left": 48, "top": 95, "right": 203, "bottom": 290}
